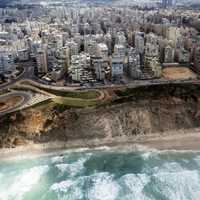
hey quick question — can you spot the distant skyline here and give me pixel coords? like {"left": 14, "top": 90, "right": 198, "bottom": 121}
{"left": 0, "top": 0, "right": 200, "bottom": 6}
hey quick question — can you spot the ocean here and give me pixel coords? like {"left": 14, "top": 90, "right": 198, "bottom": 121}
{"left": 0, "top": 147, "right": 200, "bottom": 200}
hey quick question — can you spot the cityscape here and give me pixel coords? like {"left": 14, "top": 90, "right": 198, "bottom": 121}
{"left": 1, "top": 0, "right": 200, "bottom": 199}
{"left": 0, "top": 0, "right": 200, "bottom": 90}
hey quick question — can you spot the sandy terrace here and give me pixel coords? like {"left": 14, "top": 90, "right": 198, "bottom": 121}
{"left": 162, "top": 67, "right": 197, "bottom": 80}
{"left": 0, "top": 96, "right": 23, "bottom": 112}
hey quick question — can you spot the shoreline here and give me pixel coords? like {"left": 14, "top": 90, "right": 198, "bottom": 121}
{"left": 1, "top": 129, "right": 200, "bottom": 160}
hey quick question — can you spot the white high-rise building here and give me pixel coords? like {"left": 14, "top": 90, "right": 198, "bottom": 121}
{"left": 55, "top": 34, "right": 63, "bottom": 49}
{"left": 128, "top": 49, "right": 141, "bottom": 79}
{"left": 178, "top": 48, "right": 190, "bottom": 63}
{"left": 65, "top": 41, "right": 79, "bottom": 56}
{"left": 146, "top": 33, "right": 158, "bottom": 45}
{"left": 85, "top": 39, "right": 97, "bottom": 56}
{"left": 164, "top": 45, "right": 175, "bottom": 63}
{"left": 92, "top": 56, "right": 106, "bottom": 81}
{"left": 135, "top": 32, "right": 145, "bottom": 54}
{"left": 0, "top": 50, "right": 15, "bottom": 74}
{"left": 114, "top": 44, "right": 126, "bottom": 57}
{"left": 116, "top": 32, "right": 126, "bottom": 46}
{"left": 36, "top": 49, "right": 48, "bottom": 73}
{"left": 97, "top": 43, "right": 108, "bottom": 61}
{"left": 166, "top": 27, "right": 181, "bottom": 47}
{"left": 111, "top": 53, "right": 124, "bottom": 79}
{"left": 145, "top": 43, "right": 159, "bottom": 58}
{"left": 70, "top": 53, "right": 91, "bottom": 82}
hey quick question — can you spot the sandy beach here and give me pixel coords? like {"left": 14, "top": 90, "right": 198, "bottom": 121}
{"left": 1, "top": 129, "right": 200, "bottom": 160}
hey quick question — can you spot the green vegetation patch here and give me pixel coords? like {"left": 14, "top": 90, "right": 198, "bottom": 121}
{"left": 115, "top": 83, "right": 200, "bottom": 99}
{"left": 49, "top": 89, "right": 101, "bottom": 99}
{"left": 53, "top": 97, "right": 100, "bottom": 108}
{"left": 28, "top": 99, "right": 53, "bottom": 109}
{"left": 25, "top": 83, "right": 100, "bottom": 99}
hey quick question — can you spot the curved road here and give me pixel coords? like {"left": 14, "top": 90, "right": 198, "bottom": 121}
{"left": 0, "top": 91, "right": 31, "bottom": 116}
{"left": 0, "top": 61, "right": 35, "bottom": 90}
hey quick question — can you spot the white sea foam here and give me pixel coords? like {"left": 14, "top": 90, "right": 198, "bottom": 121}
{"left": 50, "top": 180, "right": 74, "bottom": 192}
{"left": 141, "top": 151, "right": 157, "bottom": 161}
{"left": 66, "top": 147, "right": 90, "bottom": 153}
{"left": 94, "top": 146, "right": 111, "bottom": 150}
{"left": 55, "top": 155, "right": 91, "bottom": 177}
{"left": 0, "top": 165, "right": 49, "bottom": 200}
{"left": 155, "top": 161, "right": 183, "bottom": 173}
{"left": 51, "top": 172, "right": 119, "bottom": 200}
{"left": 51, "top": 156, "right": 64, "bottom": 164}
{"left": 152, "top": 169, "right": 200, "bottom": 200}
{"left": 193, "top": 155, "right": 200, "bottom": 166}
{"left": 119, "top": 173, "right": 151, "bottom": 200}
{"left": 50, "top": 178, "right": 83, "bottom": 199}
{"left": 134, "top": 144, "right": 157, "bottom": 152}
{"left": 87, "top": 172, "right": 120, "bottom": 200}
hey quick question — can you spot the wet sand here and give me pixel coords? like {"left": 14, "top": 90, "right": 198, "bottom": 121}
{"left": 0, "top": 129, "right": 200, "bottom": 160}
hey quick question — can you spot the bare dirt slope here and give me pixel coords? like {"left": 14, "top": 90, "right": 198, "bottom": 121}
{"left": 1, "top": 83, "right": 200, "bottom": 148}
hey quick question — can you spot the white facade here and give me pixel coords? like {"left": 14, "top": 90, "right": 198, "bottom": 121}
{"left": 111, "top": 54, "right": 124, "bottom": 78}
{"left": 36, "top": 49, "right": 48, "bottom": 73}
{"left": 92, "top": 57, "right": 106, "bottom": 81}
{"left": 164, "top": 45, "right": 175, "bottom": 63}
{"left": 65, "top": 41, "right": 79, "bottom": 56}
{"left": 145, "top": 43, "right": 159, "bottom": 57}
{"left": 97, "top": 43, "right": 108, "bottom": 61}
{"left": 0, "top": 50, "right": 15, "bottom": 74}
{"left": 178, "top": 48, "right": 190, "bottom": 63}
{"left": 135, "top": 32, "right": 145, "bottom": 54}
{"left": 128, "top": 50, "right": 141, "bottom": 79}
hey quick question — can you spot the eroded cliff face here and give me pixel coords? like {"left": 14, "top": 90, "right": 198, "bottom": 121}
{"left": 1, "top": 84, "right": 200, "bottom": 148}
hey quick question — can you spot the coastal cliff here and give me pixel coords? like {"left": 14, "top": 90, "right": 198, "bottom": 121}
{"left": 1, "top": 83, "right": 200, "bottom": 148}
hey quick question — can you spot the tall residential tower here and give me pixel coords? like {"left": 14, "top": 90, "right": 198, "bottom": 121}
{"left": 162, "top": 0, "right": 173, "bottom": 8}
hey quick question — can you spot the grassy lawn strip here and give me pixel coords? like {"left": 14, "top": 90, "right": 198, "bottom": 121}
{"left": 26, "top": 99, "right": 53, "bottom": 109}
{"left": 23, "top": 82, "right": 100, "bottom": 99}
{"left": 50, "top": 90, "right": 100, "bottom": 99}
{"left": 53, "top": 97, "right": 99, "bottom": 108}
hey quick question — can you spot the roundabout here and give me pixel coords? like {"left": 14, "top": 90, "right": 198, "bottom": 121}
{"left": 0, "top": 92, "right": 31, "bottom": 116}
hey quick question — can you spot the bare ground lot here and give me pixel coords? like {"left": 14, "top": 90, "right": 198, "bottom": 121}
{"left": 162, "top": 67, "right": 197, "bottom": 80}
{"left": 0, "top": 96, "right": 23, "bottom": 112}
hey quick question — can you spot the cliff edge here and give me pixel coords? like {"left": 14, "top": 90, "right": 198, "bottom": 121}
{"left": 1, "top": 83, "right": 200, "bottom": 149}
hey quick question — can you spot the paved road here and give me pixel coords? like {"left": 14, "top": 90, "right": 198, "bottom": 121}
{"left": 1, "top": 60, "right": 200, "bottom": 95}
{"left": 0, "top": 61, "right": 35, "bottom": 90}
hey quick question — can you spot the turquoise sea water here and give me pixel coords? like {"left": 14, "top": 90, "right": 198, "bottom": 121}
{"left": 0, "top": 148, "right": 200, "bottom": 200}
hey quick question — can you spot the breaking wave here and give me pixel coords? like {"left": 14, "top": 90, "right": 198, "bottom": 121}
{"left": 1, "top": 149, "right": 200, "bottom": 200}
{"left": 0, "top": 165, "right": 49, "bottom": 200}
